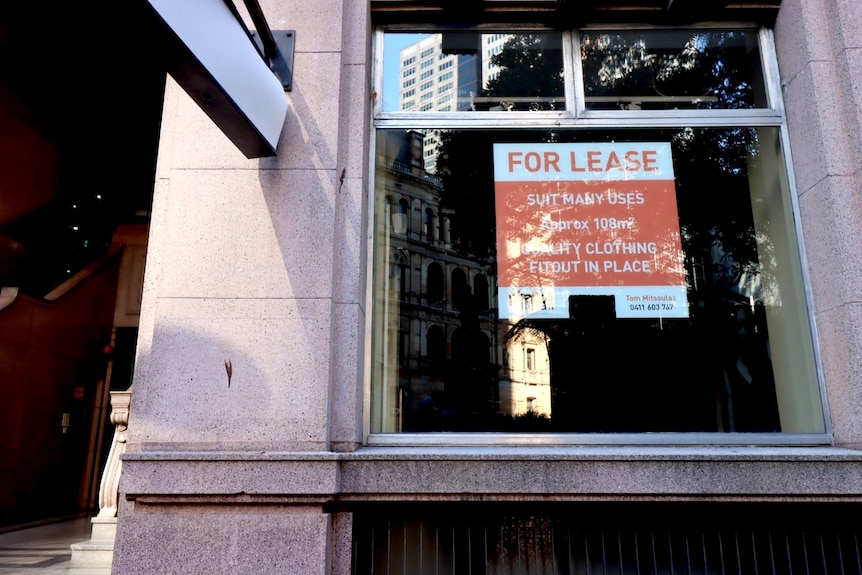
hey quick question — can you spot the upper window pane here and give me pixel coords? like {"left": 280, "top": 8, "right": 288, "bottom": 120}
{"left": 382, "top": 32, "right": 565, "bottom": 113}
{"left": 581, "top": 30, "right": 768, "bottom": 111}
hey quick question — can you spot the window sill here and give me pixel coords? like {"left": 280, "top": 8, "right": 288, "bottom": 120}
{"left": 364, "top": 432, "right": 833, "bottom": 449}
{"left": 338, "top": 442, "right": 862, "bottom": 499}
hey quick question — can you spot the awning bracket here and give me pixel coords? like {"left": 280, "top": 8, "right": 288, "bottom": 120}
{"left": 223, "top": 0, "right": 295, "bottom": 91}
{"left": 251, "top": 29, "right": 295, "bottom": 92}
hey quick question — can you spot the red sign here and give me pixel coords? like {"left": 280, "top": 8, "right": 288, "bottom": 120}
{"left": 494, "top": 142, "right": 687, "bottom": 319}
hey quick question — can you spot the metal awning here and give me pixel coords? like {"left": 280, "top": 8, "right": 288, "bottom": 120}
{"left": 144, "top": 0, "right": 294, "bottom": 158}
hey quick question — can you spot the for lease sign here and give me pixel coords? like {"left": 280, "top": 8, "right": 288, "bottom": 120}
{"left": 493, "top": 142, "right": 688, "bottom": 320}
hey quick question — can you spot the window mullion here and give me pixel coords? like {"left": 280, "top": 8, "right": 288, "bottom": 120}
{"left": 566, "top": 29, "right": 583, "bottom": 117}
{"left": 759, "top": 27, "right": 786, "bottom": 117}
{"left": 373, "top": 29, "right": 386, "bottom": 118}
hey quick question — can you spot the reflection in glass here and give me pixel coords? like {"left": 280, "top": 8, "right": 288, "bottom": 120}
{"left": 382, "top": 32, "right": 564, "bottom": 114}
{"left": 581, "top": 29, "right": 768, "bottom": 110}
{"left": 371, "top": 127, "right": 822, "bottom": 434}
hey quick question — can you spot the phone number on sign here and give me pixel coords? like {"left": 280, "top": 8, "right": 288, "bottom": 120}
{"left": 629, "top": 303, "right": 675, "bottom": 311}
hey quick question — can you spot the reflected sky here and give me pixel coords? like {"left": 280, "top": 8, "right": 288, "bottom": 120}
{"left": 382, "top": 33, "right": 428, "bottom": 111}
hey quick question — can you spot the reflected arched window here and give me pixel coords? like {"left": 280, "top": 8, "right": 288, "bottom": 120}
{"left": 479, "top": 331, "right": 491, "bottom": 363}
{"left": 474, "top": 274, "right": 489, "bottom": 311}
{"left": 452, "top": 268, "right": 469, "bottom": 308}
{"left": 383, "top": 197, "right": 392, "bottom": 233}
{"left": 392, "top": 198, "right": 409, "bottom": 235}
{"left": 427, "top": 262, "right": 444, "bottom": 303}
{"left": 525, "top": 347, "right": 536, "bottom": 371}
{"left": 398, "top": 318, "right": 409, "bottom": 367}
{"left": 393, "top": 251, "right": 408, "bottom": 296}
{"left": 424, "top": 208, "right": 437, "bottom": 241}
{"left": 451, "top": 328, "right": 465, "bottom": 362}
{"left": 426, "top": 325, "right": 446, "bottom": 369}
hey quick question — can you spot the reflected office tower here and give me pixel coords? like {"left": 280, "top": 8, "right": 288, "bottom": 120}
{"left": 399, "top": 33, "right": 509, "bottom": 172}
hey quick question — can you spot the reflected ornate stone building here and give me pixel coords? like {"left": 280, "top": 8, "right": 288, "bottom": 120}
{"left": 375, "top": 129, "right": 555, "bottom": 430}
{"left": 375, "top": 129, "right": 502, "bottom": 430}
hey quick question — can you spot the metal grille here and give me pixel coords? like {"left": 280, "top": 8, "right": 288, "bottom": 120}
{"left": 352, "top": 503, "right": 862, "bottom": 575}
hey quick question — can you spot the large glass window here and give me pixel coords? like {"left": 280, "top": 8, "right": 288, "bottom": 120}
{"left": 370, "top": 28, "right": 825, "bottom": 440}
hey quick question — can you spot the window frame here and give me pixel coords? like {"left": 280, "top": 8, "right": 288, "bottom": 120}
{"left": 365, "top": 25, "right": 832, "bottom": 447}
{"left": 373, "top": 26, "right": 786, "bottom": 127}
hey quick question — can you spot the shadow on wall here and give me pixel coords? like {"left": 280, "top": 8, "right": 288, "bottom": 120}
{"left": 127, "top": 306, "right": 331, "bottom": 450}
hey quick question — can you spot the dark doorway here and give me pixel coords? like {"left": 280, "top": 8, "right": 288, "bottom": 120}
{"left": 0, "top": 2, "right": 162, "bottom": 527}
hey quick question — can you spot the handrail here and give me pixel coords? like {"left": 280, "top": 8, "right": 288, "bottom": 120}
{"left": 43, "top": 243, "right": 123, "bottom": 302}
{"left": 0, "top": 243, "right": 124, "bottom": 312}
{"left": 0, "top": 287, "right": 18, "bottom": 312}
